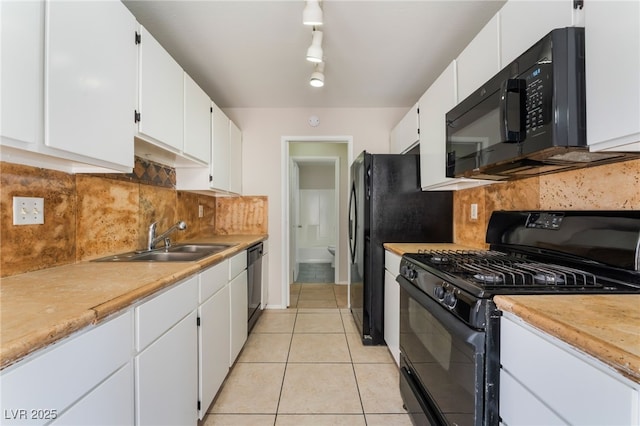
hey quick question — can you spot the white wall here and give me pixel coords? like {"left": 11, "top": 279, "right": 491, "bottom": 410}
{"left": 225, "top": 107, "right": 406, "bottom": 308}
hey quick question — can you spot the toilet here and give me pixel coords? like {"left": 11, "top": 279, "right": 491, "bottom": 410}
{"left": 327, "top": 245, "right": 335, "bottom": 267}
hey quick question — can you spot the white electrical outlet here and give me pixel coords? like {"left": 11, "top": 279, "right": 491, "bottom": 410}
{"left": 198, "top": 205, "right": 204, "bottom": 218}
{"left": 470, "top": 203, "right": 478, "bottom": 220}
{"left": 13, "top": 196, "right": 44, "bottom": 225}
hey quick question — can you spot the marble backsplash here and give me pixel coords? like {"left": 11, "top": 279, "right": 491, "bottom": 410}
{"left": 453, "top": 158, "right": 640, "bottom": 248}
{"left": 0, "top": 159, "right": 267, "bottom": 277}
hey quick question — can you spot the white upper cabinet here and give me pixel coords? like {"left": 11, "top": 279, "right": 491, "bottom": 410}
{"left": 456, "top": 14, "right": 500, "bottom": 102}
{"left": 1, "top": 0, "right": 136, "bottom": 173}
{"left": 585, "top": 1, "right": 640, "bottom": 152}
{"left": 175, "top": 102, "right": 243, "bottom": 194}
{"left": 137, "top": 25, "right": 184, "bottom": 153}
{"left": 229, "top": 120, "right": 243, "bottom": 195}
{"left": 419, "top": 61, "right": 495, "bottom": 191}
{"left": 390, "top": 103, "right": 419, "bottom": 154}
{"left": 1, "top": 0, "right": 44, "bottom": 147}
{"left": 211, "top": 102, "right": 231, "bottom": 191}
{"left": 499, "top": 0, "right": 580, "bottom": 66}
{"left": 183, "top": 73, "right": 211, "bottom": 164}
{"left": 45, "top": 0, "right": 136, "bottom": 171}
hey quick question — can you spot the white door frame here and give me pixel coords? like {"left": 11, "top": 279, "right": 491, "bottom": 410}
{"left": 281, "top": 136, "right": 353, "bottom": 308}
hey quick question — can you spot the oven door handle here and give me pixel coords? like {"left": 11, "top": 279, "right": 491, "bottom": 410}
{"left": 396, "top": 275, "right": 486, "bottom": 345}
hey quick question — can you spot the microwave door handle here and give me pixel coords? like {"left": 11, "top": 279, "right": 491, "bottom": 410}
{"left": 500, "top": 78, "right": 527, "bottom": 143}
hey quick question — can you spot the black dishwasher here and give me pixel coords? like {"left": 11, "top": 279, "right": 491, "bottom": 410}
{"left": 247, "top": 242, "right": 264, "bottom": 332}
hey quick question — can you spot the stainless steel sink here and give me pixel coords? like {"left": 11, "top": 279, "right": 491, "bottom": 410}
{"left": 93, "top": 243, "right": 235, "bottom": 262}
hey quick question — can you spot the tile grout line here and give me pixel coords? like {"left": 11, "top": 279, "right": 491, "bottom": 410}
{"left": 272, "top": 308, "right": 299, "bottom": 425}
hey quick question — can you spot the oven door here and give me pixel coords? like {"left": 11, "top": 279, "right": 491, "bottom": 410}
{"left": 398, "top": 275, "right": 489, "bottom": 426}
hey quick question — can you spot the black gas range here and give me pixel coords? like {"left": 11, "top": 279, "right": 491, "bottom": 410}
{"left": 397, "top": 210, "right": 640, "bottom": 426}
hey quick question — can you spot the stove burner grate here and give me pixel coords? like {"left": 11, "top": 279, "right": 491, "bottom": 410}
{"left": 413, "top": 250, "right": 601, "bottom": 288}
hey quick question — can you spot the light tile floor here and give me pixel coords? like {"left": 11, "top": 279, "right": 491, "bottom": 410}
{"left": 202, "top": 285, "right": 411, "bottom": 426}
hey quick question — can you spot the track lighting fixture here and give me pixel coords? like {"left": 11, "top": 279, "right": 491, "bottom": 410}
{"left": 306, "top": 30, "right": 323, "bottom": 63}
{"left": 310, "top": 62, "right": 325, "bottom": 87}
{"left": 303, "top": 0, "right": 323, "bottom": 26}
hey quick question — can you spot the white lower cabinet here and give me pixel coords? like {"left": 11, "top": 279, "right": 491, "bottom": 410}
{"left": 1, "top": 248, "right": 260, "bottom": 425}
{"left": 500, "top": 312, "right": 640, "bottom": 425}
{"left": 0, "top": 311, "right": 133, "bottom": 426}
{"left": 135, "top": 276, "right": 198, "bottom": 426}
{"left": 51, "top": 363, "right": 134, "bottom": 426}
{"left": 229, "top": 270, "right": 248, "bottom": 365}
{"left": 198, "top": 261, "right": 231, "bottom": 419}
{"left": 384, "top": 250, "right": 401, "bottom": 366}
{"left": 136, "top": 311, "right": 198, "bottom": 426}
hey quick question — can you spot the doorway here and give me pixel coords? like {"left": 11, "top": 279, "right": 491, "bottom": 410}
{"left": 281, "top": 136, "right": 353, "bottom": 308}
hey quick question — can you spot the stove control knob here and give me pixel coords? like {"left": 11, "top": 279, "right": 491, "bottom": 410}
{"left": 443, "top": 291, "right": 457, "bottom": 309}
{"left": 400, "top": 265, "right": 408, "bottom": 276}
{"left": 433, "top": 286, "right": 446, "bottom": 301}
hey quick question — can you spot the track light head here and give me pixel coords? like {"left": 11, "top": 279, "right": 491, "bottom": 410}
{"left": 306, "top": 30, "right": 323, "bottom": 63}
{"left": 303, "top": 0, "right": 323, "bottom": 26}
{"left": 310, "top": 62, "right": 325, "bottom": 87}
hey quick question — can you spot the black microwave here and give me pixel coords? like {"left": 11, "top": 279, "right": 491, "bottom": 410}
{"left": 445, "top": 27, "right": 621, "bottom": 180}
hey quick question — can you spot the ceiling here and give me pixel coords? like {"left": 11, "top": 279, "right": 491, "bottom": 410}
{"left": 123, "top": 1, "right": 506, "bottom": 109}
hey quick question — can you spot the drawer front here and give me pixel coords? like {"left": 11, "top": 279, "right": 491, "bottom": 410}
{"left": 500, "top": 369, "right": 565, "bottom": 425}
{"left": 51, "top": 362, "right": 134, "bottom": 426}
{"left": 199, "top": 260, "right": 228, "bottom": 302}
{"left": 229, "top": 251, "right": 247, "bottom": 280}
{"left": 136, "top": 276, "right": 198, "bottom": 351}
{"left": 0, "top": 311, "right": 133, "bottom": 425}
{"left": 384, "top": 250, "right": 402, "bottom": 274}
{"left": 501, "top": 314, "right": 639, "bottom": 425}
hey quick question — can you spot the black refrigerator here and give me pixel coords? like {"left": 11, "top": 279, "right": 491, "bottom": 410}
{"left": 349, "top": 151, "right": 453, "bottom": 345}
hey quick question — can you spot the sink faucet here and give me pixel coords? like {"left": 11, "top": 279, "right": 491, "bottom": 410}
{"left": 147, "top": 220, "right": 187, "bottom": 250}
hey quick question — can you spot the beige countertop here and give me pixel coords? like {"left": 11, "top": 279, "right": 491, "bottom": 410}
{"left": 384, "top": 242, "right": 640, "bottom": 384}
{"left": 0, "top": 234, "right": 266, "bottom": 370}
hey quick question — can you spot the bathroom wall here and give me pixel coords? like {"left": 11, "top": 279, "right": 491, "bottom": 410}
{"left": 0, "top": 159, "right": 267, "bottom": 277}
{"left": 453, "top": 158, "right": 640, "bottom": 248}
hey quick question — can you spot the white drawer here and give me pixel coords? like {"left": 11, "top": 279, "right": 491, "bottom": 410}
{"left": 199, "top": 260, "right": 228, "bottom": 303}
{"left": 0, "top": 311, "right": 133, "bottom": 425}
{"left": 229, "top": 251, "right": 247, "bottom": 280}
{"left": 136, "top": 276, "right": 198, "bottom": 351}
{"left": 384, "top": 250, "right": 402, "bottom": 274}
{"left": 500, "top": 369, "right": 565, "bottom": 425}
{"left": 51, "top": 362, "right": 134, "bottom": 425}
{"left": 501, "top": 314, "right": 638, "bottom": 425}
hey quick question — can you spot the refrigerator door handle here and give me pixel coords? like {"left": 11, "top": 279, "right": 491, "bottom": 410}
{"left": 349, "top": 181, "right": 357, "bottom": 263}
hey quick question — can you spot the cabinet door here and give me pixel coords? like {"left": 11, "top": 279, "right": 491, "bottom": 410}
{"left": 45, "top": 0, "right": 136, "bottom": 170}
{"left": 585, "top": 1, "right": 640, "bottom": 152}
{"left": 138, "top": 25, "right": 184, "bottom": 152}
{"left": 456, "top": 14, "right": 500, "bottom": 102}
{"left": 499, "top": 0, "right": 577, "bottom": 66}
{"left": 384, "top": 251, "right": 401, "bottom": 367}
{"left": 198, "top": 285, "right": 230, "bottom": 419}
{"left": 390, "top": 103, "right": 419, "bottom": 154}
{"left": 229, "top": 270, "right": 248, "bottom": 365}
{"left": 229, "top": 120, "right": 243, "bottom": 194}
{"left": 51, "top": 363, "right": 134, "bottom": 426}
{"left": 261, "top": 252, "right": 269, "bottom": 309}
{"left": 1, "top": 0, "right": 44, "bottom": 147}
{"left": 136, "top": 311, "right": 198, "bottom": 426}
{"left": 419, "top": 62, "right": 456, "bottom": 188}
{"left": 211, "top": 102, "right": 230, "bottom": 191}
{"left": 184, "top": 73, "right": 211, "bottom": 164}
